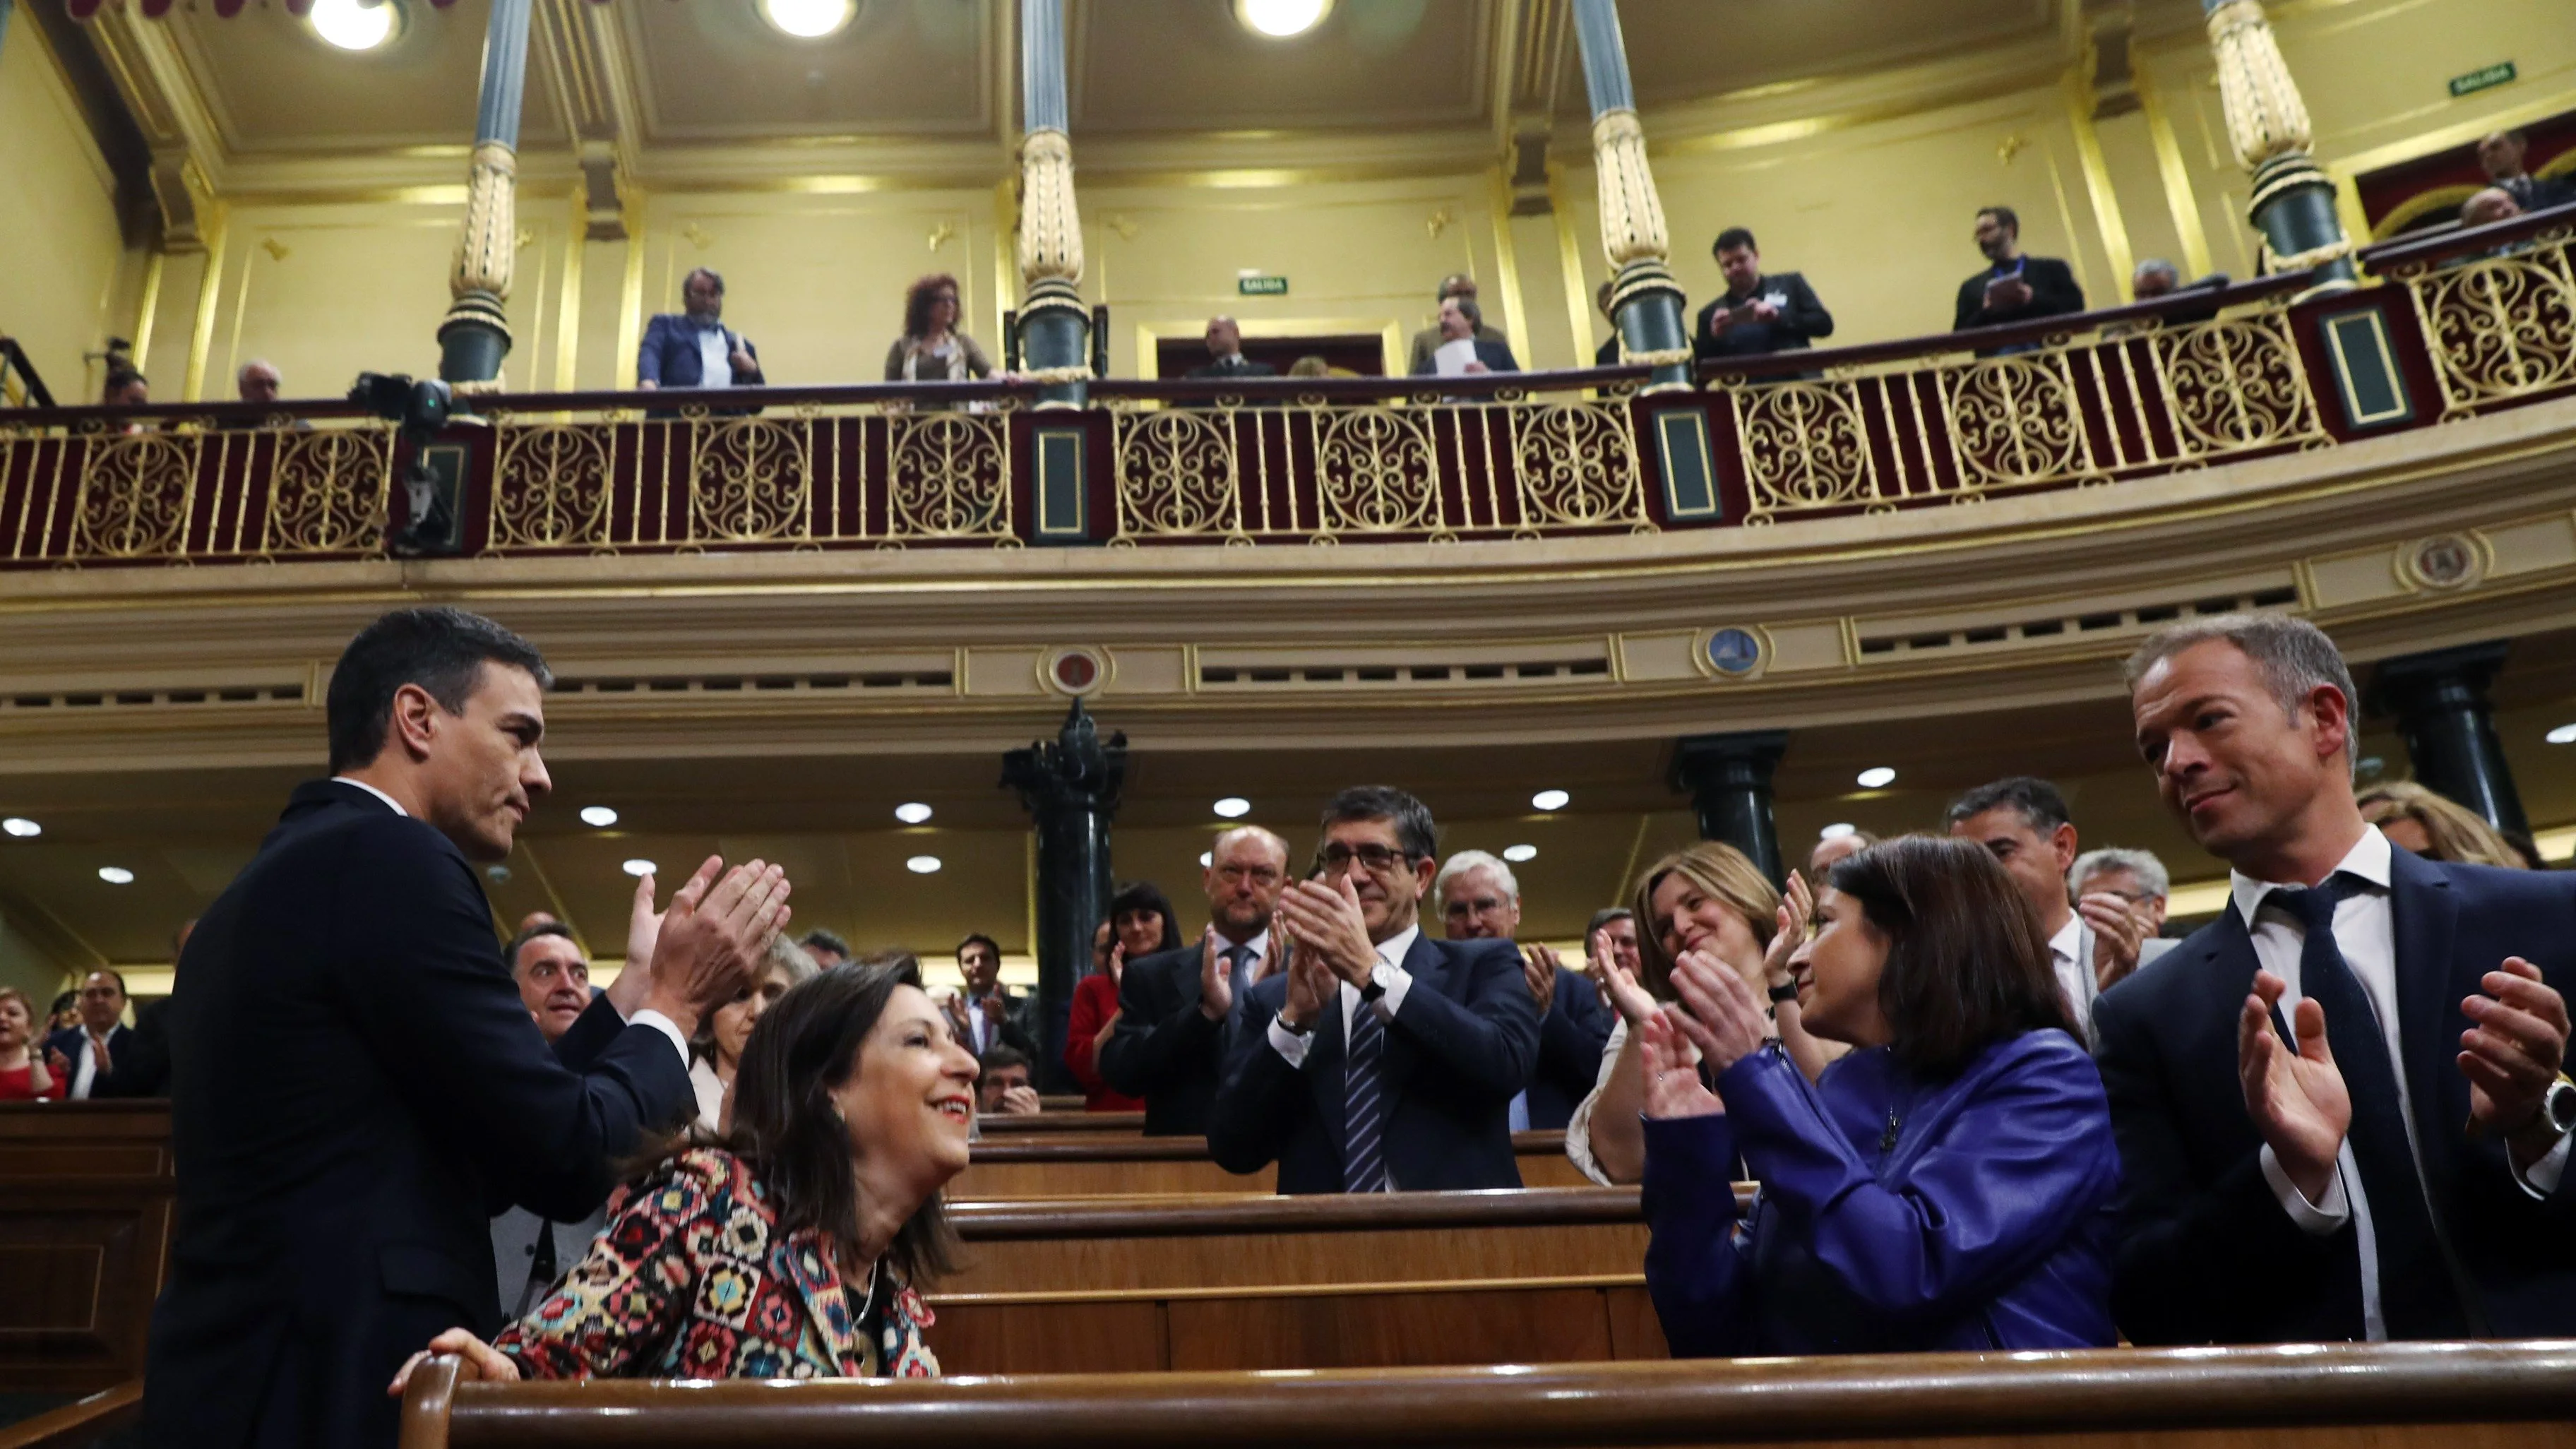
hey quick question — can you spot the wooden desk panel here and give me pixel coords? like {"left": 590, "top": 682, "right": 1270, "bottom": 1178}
{"left": 0, "top": 1106, "right": 175, "bottom": 1395}
{"left": 950, "top": 1131, "right": 1585, "bottom": 1200}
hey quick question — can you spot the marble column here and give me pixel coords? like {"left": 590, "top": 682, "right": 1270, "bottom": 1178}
{"left": 1671, "top": 730, "right": 1789, "bottom": 886}
{"left": 1570, "top": 0, "right": 1691, "bottom": 390}
{"left": 1015, "top": 0, "right": 1090, "bottom": 407}
{"left": 2369, "top": 642, "right": 2533, "bottom": 843}
{"left": 1002, "top": 699, "right": 1126, "bottom": 1092}
{"left": 437, "top": 0, "right": 532, "bottom": 388}
{"left": 2201, "top": 0, "right": 2355, "bottom": 287}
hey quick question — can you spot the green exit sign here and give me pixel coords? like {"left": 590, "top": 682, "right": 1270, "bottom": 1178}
{"left": 2450, "top": 61, "right": 2516, "bottom": 97}
{"left": 1237, "top": 275, "right": 1289, "bottom": 296}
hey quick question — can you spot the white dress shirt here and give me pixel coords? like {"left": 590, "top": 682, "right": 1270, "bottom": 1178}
{"left": 2046, "top": 912, "right": 2098, "bottom": 1045}
{"left": 694, "top": 326, "right": 733, "bottom": 389}
{"left": 2238, "top": 824, "right": 2570, "bottom": 1340}
{"left": 1265, "top": 923, "right": 1420, "bottom": 1068}
{"left": 68, "top": 1032, "right": 105, "bottom": 1099}
{"left": 328, "top": 775, "right": 691, "bottom": 1070}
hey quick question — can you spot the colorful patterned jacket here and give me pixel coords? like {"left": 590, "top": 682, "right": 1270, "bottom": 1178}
{"left": 494, "top": 1147, "right": 939, "bottom": 1380}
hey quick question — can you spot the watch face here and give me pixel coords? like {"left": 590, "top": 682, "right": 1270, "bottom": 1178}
{"left": 2551, "top": 1079, "right": 2576, "bottom": 1134}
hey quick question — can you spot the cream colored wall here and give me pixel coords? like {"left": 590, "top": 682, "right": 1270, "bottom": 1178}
{"left": 0, "top": 24, "right": 134, "bottom": 405}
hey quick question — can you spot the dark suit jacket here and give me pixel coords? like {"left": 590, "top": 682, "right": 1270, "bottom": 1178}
{"left": 1529, "top": 967, "right": 1614, "bottom": 1132}
{"left": 1206, "top": 934, "right": 1538, "bottom": 1193}
{"left": 960, "top": 989, "right": 1038, "bottom": 1060}
{"left": 2094, "top": 847, "right": 2576, "bottom": 1346}
{"left": 1952, "top": 256, "right": 2086, "bottom": 332}
{"left": 1183, "top": 355, "right": 1279, "bottom": 381}
{"left": 141, "top": 780, "right": 696, "bottom": 1449}
{"left": 636, "top": 314, "right": 763, "bottom": 389}
{"left": 1099, "top": 942, "right": 1251, "bottom": 1135}
{"left": 1407, "top": 337, "right": 1520, "bottom": 376}
{"left": 1693, "top": 272, "right": 1834, "bottom": 362}
{"left": 44, "top": 1022, "right": 143, "bottom": 1099}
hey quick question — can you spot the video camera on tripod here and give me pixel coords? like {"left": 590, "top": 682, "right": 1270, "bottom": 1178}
{"left": 351, "top": 372, "right": 484, "bottom": 558}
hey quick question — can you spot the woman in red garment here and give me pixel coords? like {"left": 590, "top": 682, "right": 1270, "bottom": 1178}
{"left": 1064, "top": 881, "right": 1180, "bottom": 1112}
{"left": 0, "top": 987, "right": 62, "bottom": 1102}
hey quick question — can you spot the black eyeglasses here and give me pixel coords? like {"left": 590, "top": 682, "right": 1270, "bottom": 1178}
{"left": 1316, "top": 843, "right": 1418, "bottom": 874}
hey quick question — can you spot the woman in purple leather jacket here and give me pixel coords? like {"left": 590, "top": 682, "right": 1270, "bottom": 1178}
{"left": 1640, "top": 834, "right": 2120, "bottom": 1354}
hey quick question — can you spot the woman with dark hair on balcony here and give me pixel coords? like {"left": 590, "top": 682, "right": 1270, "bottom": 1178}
{"left": 884, "top": 273, "right": 994, "bottom": 389}
{"left": 388, "top": 955, "right": 977, "bottom": 1387}
{"left": 1640, "top": 834, "right": 2120, "bottom": 1356}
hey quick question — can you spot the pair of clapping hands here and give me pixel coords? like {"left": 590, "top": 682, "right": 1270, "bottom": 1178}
{"left": 1212, "top": 874, "right": 1379, "bottom": 1032}
{"left": 604, "top": 855, "right": 794, "bottom": 1045}
{"left": 1602, "top": 872, "right": 1821, "bottom": 1121}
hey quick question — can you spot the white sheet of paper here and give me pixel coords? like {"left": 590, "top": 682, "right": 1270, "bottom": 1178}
{"left": 1433, "top": 338, "right": 1480, "bottom": 376}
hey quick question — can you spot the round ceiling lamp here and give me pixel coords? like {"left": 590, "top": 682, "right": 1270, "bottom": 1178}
{"left": 761, "top": 0, "right": 857, "bottom": 40}
{"left": 309, "top": 0, "right": 400, "bottom": 52}
{"left": 1236, "top": 0, "right": 1332, "bottom": 40}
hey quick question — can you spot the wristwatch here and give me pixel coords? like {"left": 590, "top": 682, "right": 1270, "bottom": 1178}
{"left": 1275, "top": 1010, "right": 1315, "bottom": 1037}
{"left": 2538, "top": 1073, "right": 2576, "bottom": 1138}
{"left": 1767, "top": 981, "right": 1800, "bottom": 1004}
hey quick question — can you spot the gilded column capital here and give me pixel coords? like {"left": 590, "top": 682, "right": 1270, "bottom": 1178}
{"left": 2205, "top": 0, "right": 2311, "bottom": 170}
{"left": 451, "top": 140, "right": 520, "bottom": 304}
{"left": 1590, "top": 107, "right": 1670, "bottom": 268}
{"left": 1018, "top": 127, "right": 1086, "bottom": 290}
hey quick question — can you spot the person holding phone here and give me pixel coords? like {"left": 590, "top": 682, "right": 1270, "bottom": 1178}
{"left": 1693, "top": 227, "right": 1835, "bottom": 367}
{"left": 1952, "top": 205, "right": 2085, "bottom": 343}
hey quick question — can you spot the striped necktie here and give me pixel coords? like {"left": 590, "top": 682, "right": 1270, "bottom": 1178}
{"left": 1342, "top": 979, "right": 1389, "bottom": 1193}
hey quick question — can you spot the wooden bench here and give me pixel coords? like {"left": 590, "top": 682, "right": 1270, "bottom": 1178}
{"left": 931, "top": 1186, "right": 1678, "bottom": 1373}
{"left": 389, "top": 1341, "right": 2576, "bottom": 1449}
{"left": 979, "top": 1110, "right": 1146, "bottom": 1135}
{"left": 0, "top": 1104, "right": 174, "bottom": 1394}
{"left": 950, "top": 1130, "right": 1590, "bottom": 1200}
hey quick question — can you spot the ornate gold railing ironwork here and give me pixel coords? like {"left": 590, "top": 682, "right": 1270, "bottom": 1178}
{"left": 0, "top": 419, "right": 394, "bottom": 564}
{"left": 2385, "top": 222, "right": 2576, "bottom": 421}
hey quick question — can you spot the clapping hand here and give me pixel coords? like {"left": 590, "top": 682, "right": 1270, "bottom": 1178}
{"left": 1198, "top": 927, "right": 1234, "bottom": 1022}
{"left": 2238, "top": 968, "right": 2349, "bottom": 1204}
{"left": 1589, "top": 934, "right": 1656, "bottom": 1029}
{"left": 1522, "top": 943, "right": 1563, "bottom": 1017}
{"left": 603, "top": 866, "right": 667, "bottom": 1020}
{"left": 1639, "top": 1009, "right": 1722, "bottom": 1119}
{"left": 643, "top": 857, "right": 791, "bottom": 1039}
{"left": 2460, "top": 958, "right": 2572, "bottom": 1163}
{"left": 1280, "top": 874, "right": 1377, "bottom": 989}
{"left": 1664, "top": 948, "right": 1772, "bottom": 1075}
{"left": 2078, "top": 890, "right": 2152, "bottom": 991}
{"left": 1761, "top": 870, "right": 1814, "bottom": 998}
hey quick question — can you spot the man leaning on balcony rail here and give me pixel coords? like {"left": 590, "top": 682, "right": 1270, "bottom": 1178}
{"left": 636, "top": 268, "right": 763, "bottom": 391}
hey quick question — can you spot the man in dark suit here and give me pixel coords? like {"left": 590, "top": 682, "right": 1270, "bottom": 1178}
{"left": 1408, "top": 296, "right": 1519, "bottom": 377}
{"left": 1433, "top": 849, "right": 1612, "bottom": 1132}
{"left": 949, "top": 932, "right": 1037, "bottom": 1059}
{"left": 635, "top": 267, "right": 763, "bottom": 390}
{"left": 1102, "top": 825, "right": 1291, "bottom": 1135}
{"left": 1208, "top": 787, "right": 1539, "bottom": 1193}
{"left": 1952, "top": 205, "right": 2086, "bottom": 336}
{"left": 141, "top": 606, "right": 785, "bottom": 1449}
{"left": 1183, "top": 316, "right": 1279, "bottom": 382}
{"left": 44, "top": 968, "right": 141, "bottom": 1099}
{"left": 2098, "top": 614, "right": 2576, "bottom": 1346}
{"left": 1693, "top": 227, "right": 1834, "bottom": 366}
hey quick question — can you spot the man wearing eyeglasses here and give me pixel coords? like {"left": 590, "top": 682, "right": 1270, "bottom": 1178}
{"left": 1102, "top": 825, "right": 1291, "bottom": 1136}
{"left": 1208, "top": 787, "right": 1539, "bottom": 1193}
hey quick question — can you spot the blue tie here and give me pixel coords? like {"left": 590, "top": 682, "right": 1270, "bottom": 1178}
{"left": 1343, "top": 979, "right": 1389, "bottom": 1193}
{"left": 2267, "top": 875, "right": 2469, "bottom": 1336}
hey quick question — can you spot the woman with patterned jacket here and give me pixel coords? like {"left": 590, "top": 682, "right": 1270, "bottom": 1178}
{"left": 390, "top": 956, "right": 978, "bottom": 1387}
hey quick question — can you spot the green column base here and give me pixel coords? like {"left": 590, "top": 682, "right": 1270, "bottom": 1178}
{"left": 1611, "top": 260, "right": 1693, "bottom": 391}
{"left": 1017, "top": 279, "right": 1091, "bottom": 409}
{"left": 2249, "top": 152, "right": 2358, "bottom": 290}
{"left": 437, "top": 293, "right": 513, "bottom": 388}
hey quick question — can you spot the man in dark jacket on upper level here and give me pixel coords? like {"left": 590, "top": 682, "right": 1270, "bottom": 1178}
{"left": 1693, "top": 227, "right": 1835, "bottom": 366}
{"left": 1953, "top": 205, "right": 2086, "bottom": 338}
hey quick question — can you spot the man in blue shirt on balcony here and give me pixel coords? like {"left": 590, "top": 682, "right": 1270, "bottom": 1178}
{"left": 1953, "top": 205, "right": 2085, "bottom": 340}
{"left": 636, "top": 268, "right": 763, "bottom": 391}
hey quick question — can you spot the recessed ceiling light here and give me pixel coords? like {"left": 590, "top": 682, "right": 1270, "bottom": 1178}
{"left": 1212, "top": 797, "right": 1251, "bottom": 818}
{"left": 1200, "top": 852, "right": 1215, "bottom": 867}
{"left": 1856, "top": 766, "right": 1897, "bottom": 789}
{"left": 2550, "top": 724, "right": 2576, "bottom": 745}
{"left": 1503, "top": 843, "right": 1538, "bottom": 863}
{"left": 895, "top": 802, "right": 934, "bottom": 825}
{"left": 97, "top": 866, "right": 134, "bottom": 885}
{"left": 309, "top": 0, "right": 399, "bottom": 52}
{"left": 907, "top": 855, "right": 943, "bottom": 874}
{"left": 760, "top": 0, "right": 855, "bottom": 40}
{"left": 1530, "top": 789, "right": 1570, "bottom": 812}
{"left": 621, "top": 859, "right": 657, "bottom": 878}
{"left": 1821, "top": 822, "right": 1857, "bottom": 839}
{"left": 1, "top": 818, "right": 37, "bottom": 837}
{"left": 1236, "top": 0, "right": 1332, "bottom": 39}
{"left": 579, "top": 806, "right": 619, "bottom": 828}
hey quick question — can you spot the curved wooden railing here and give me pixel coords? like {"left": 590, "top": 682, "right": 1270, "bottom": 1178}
{"left": 4, "top": 203, "right": 2570, "bottom": 571}
{"left": 0, "top": 1381, "right": 142, "bottom": 1449}
{"left": 392, "top": 1340, "right": 2576, "bottom": 1449}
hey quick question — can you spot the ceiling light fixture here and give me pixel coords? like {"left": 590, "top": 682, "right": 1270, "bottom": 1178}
{"left": 1212, "top": 797, "right": 1251, "bottom": 818}
{"left": 907, "top": 855, "right": 943, "bottom": 874}
{"left": 1856, "top": 766, "right": 1897, "bottom": 789}
{"left": 309, "top": 0, "right": 400, "bottom": 52}
{"left": 2550, "top": 723, "right": 2576, "bottom": 745}
{"left": 1530, "top": 789, "right": 1570, "bottom": 812}
{"left": 1200, "top": 852, "right": 1215, "bottom": 867}
{"left": 98, "top": 866, "right": 135, "bottom": 885}
{"left": 1820, "top": 822, "right": 1857, "bottom": 839}
{"left": 1503, "top": 843, "right": 1538, "bottom": 863}
{"left": 621, "top": 859, "right": 657, "bottom": 878}
{"left": 579, "top": 806, "right": 619, "bottom": 828}
{"left": 895, "top": 802, "right": 934, "bottom": 825}
{"left": 1, "top": 818, "right": 37, "bottom": 838}
{"left": 760, "top": 0, "right": 856, "bottom": 40}
{"left": 1236, "top": 0, "right": 1332, "bottom": 39}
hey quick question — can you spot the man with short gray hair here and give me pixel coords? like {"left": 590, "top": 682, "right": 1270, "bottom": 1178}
{"left": 636, "top": 267, "right": 763, "bottom": 390}
{"left": 1435, "top": 849, "right": 1611, "bottom": 1131}
{"left": 2098, "top": 612, "right": 2576, "bottom": 1345}
{"left": 2072, "top": 846, "right": 2179, "bottom": 968}
{"left": 1103, "top": 824, "right": 1291, "bottom": 1135}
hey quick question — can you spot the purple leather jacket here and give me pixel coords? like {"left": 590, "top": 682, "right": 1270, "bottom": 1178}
{"left": 1642, "top": 1030, "right": 2119, "bottom": 1356}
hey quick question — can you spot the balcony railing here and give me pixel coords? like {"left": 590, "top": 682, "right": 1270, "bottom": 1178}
{"left": 2, "top": 203, "right": 2570, "bottom": 571}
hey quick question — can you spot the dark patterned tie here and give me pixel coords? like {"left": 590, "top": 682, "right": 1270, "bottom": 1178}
{"left": 2267, "top": 876, "right": 2469, "bottom": 1337}
{"left": 1225, "top": 943, "right": 1253, "bottom": 994}
{"left": 1342, "top": 979, "right": 1389, "bottom": 1193}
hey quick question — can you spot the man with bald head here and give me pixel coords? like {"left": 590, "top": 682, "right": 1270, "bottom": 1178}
{"left": 1102, "top": 824, "right": 1290, "bottom": 1135}
{"left": 1185, "top": 316, "right": 1277, "bottom": 382}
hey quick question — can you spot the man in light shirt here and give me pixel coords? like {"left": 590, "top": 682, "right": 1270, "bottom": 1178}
{"left": 636, "top": 268, "right": 763, "bottom": 391}
{"left": 2099, "top": 612, "right": 2576, "bottom": 1344}
{"left": 1208, "top": 787, "right": 1537, "bottom": 1193}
